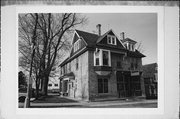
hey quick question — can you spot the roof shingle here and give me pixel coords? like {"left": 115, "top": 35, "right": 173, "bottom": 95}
{"left": 75, "top": 30, "right": 99, "bottom": 47}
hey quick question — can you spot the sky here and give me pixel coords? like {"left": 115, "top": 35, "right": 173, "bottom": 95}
{"left": 76, "top": 13, "right": 157, "bottom": 65}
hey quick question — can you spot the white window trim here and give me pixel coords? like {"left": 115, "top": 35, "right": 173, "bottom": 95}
{"left": 94, "top": 49, "right": 111, "bottom": 67}
{"left": 107, "top": 35, "right": 117, "bottom": 45}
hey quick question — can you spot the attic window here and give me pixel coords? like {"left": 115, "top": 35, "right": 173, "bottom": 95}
{"left": 107, "top": 35, "right": 116, "bottom": 45}
{"left": 74, "top": 39, "right": 81, "bottom": 52}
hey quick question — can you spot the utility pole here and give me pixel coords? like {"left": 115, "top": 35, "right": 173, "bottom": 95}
{"left": 24, "top": 13, "right": 38, "bottom": 108}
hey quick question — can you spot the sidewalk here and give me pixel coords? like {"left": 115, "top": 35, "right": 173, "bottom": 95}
{"left": 29, "top": 95, "right": 157, "bottom": 108}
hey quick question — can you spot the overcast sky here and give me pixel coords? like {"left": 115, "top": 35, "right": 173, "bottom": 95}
{"left": 76, "top": 13, "right": 157, "bottom": 65}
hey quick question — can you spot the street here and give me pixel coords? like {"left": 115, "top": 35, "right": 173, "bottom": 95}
{"left": 19, "top": 93, "right": 157, "bottom": 108}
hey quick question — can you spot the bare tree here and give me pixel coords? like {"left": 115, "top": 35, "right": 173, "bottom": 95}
{"left": 136, "top": 41, "right": 145, "bottom": 53}
{"left": 19, "top": 13, "right": 87, "bottom": 96}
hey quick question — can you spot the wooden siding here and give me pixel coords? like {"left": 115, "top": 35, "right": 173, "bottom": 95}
{"left": 98, "top": 31, "right": 124, "bottom": 49}
{"left": 71, "top": 33, "right": 86, "bottom": 56}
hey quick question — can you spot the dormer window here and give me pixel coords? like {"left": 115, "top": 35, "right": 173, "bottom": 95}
{"left": 107, "top": 35, "right": 116, "bottom": 45}
{"left": 74, "top": 39, "right": 81, "bottom": 52}
{"left": 125, "top": 42, "right": 135, "bottom": 51}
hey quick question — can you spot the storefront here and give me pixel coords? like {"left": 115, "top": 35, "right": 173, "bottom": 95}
{"left": 116, "top": 71, "right": 142, "bottom": 98}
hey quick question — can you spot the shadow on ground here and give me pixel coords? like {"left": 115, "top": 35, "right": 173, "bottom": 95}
{"left": 32, "top": 94, "right": 78, "bottom": 103}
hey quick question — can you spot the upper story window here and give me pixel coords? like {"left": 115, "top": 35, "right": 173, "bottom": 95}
{"left": 94, "top": 49, "right": 111, "bottom": 66}
{"left": 102, "top": 51, "right": 109, "bottom": 66}
{"left": 74, "top": 39, "right": 81, "bottom": 52}
{"left": 107, "top": 35, "right": 116, "bottom": 45}
{"left": 95, "top": 50, "right": 100, "bottom": 66}
{"left": 76, "top": 57, "right": 79, "bottom": 70}
{"left": 125, "top": 42, "right": 135, "bottom": 51}
{"left": 117, "top": 61, "right": 122, "bottom": 69}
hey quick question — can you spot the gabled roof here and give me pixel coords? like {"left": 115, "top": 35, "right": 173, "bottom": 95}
{"left": 127, "top": 50, "right": 146, "bottom": 58}
{"left": 122, "top": 38, "right": 137, "bottom": 44}
{"left": 75, "top": 30, "right": 99, "bottom": 47}
{"left": 96, "top": 29, "right": 125, "bottom": 48}
{"left": 59, "top": 29, "right": 144, "bottom": 67}
{"left": 96, "top": 29, "right": 112, "bottom": 43}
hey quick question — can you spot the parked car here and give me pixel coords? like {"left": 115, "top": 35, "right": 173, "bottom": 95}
{"left": 18, "top": 88, "right": 36, "bottom": 102}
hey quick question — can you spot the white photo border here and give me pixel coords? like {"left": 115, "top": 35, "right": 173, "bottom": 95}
{"left": 2, "top": 5, "right": 179, "bottom": 119}
{"left": 15, "top": 6, "right": 164, "bottom": 115}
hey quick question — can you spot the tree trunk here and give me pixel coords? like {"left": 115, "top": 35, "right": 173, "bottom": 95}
{"left": 42, "top": 76, "right": 49, "bottom": 96}
{"left": 35, "top": 78, "right": 40, "bottom": 99}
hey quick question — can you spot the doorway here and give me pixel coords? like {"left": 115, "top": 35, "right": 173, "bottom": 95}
{"left": 116, "top": 71, "right": 132, "bottom": 98}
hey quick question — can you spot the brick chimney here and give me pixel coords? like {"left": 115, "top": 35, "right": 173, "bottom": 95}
{"left": 96, "top": 24, "right": 101, "bottom": 36}
{"left": 120, "top": 32, "right": 125, "bottom": 40}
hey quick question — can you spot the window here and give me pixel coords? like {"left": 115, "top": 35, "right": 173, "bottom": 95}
{"left": 48, "top": 84, "right": 52, "bottom": 87}
{"left": 107, "top": 35, "right": 116, "bottom": 45}
{"left": 74, "top": 39, "right": 81, "bottom": 52}
{"left": 98, "top": 78, "right": 108, "bottom": 93}
{"left": 132, "top": 44, "right": 134, "bottom": 51}
{"left": 94, "top": 49, "right": 111, "bottom": 66}
{"left": 60, "top": 68, "right": 63, "bottom": 75}
{"left": 95, "top": 51, "right": 100, "bottom": 66}
{"left": 76, "top": 57, "right": 79, "bottom": 70}
{"left": 54, "top": 84, "right": 58, "bottom": 87}
{"left": 117, "top": 61, "right": 122, "bottom": 68}
{"left": 102, "top": 51, "right": 109, "bottom": 66}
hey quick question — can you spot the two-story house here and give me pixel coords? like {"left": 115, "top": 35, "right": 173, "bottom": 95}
{"left": 59, "top": 24, "right": 146, "bottom": 101}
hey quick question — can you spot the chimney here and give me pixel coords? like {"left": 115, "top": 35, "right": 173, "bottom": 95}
{"left": 120, "top": 32, "right": 125, "bottom": 40}
{"left": 96, "top": 24, "right": 101, "bottom": 36}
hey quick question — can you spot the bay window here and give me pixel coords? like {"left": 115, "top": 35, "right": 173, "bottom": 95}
{"left": 102, "top": 51, "right": 109, "bottom": 66}
{"left": 94, "top": 49, "right": 111, "bottom": 66}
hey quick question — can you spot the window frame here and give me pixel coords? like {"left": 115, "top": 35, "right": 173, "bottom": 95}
{"left": 107, "top": 35, "right": 117, "bottom": 45}
{"left": 94, "top": 49, "right": 111, "bottom": 66}
{"left": 98, "top": 78, "right": 108, "bottom": 94}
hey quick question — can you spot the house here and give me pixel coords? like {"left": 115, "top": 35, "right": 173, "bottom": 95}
{"left": 59, "top": 24, "right": 146, "bottom": 101}
{"left": 142, "top": 63, "right": 158, "bottom": 99}
{"left": 48, "top": 77, "right": 60, "bottom": 93}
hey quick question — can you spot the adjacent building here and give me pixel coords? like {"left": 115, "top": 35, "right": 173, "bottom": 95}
{"left": 48, "top": 77, "right": 60, "bottom": 93}
{"left": 59, "top": 24, "right": 146, "bottom": 101}
{"left": 142, "top": 63, "right": 158, "bottom": 99}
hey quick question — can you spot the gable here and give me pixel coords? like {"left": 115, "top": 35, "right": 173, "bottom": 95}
{"left": 72, "top": 33, "right": 79, "bottom": 44}
{"left": 70, "top": 32, "right": 86, "bottom": 56}
{"left": 98, "top": 30, "right": 125, "bottom": 49}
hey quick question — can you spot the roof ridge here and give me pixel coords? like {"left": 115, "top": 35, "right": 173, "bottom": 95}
{"left": 75, "top": 29, "right": 98, "bottom": 36}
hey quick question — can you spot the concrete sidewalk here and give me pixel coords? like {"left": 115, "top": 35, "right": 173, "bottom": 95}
{"left": 30, "top": 95, "right": 157, "bottom": 108}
